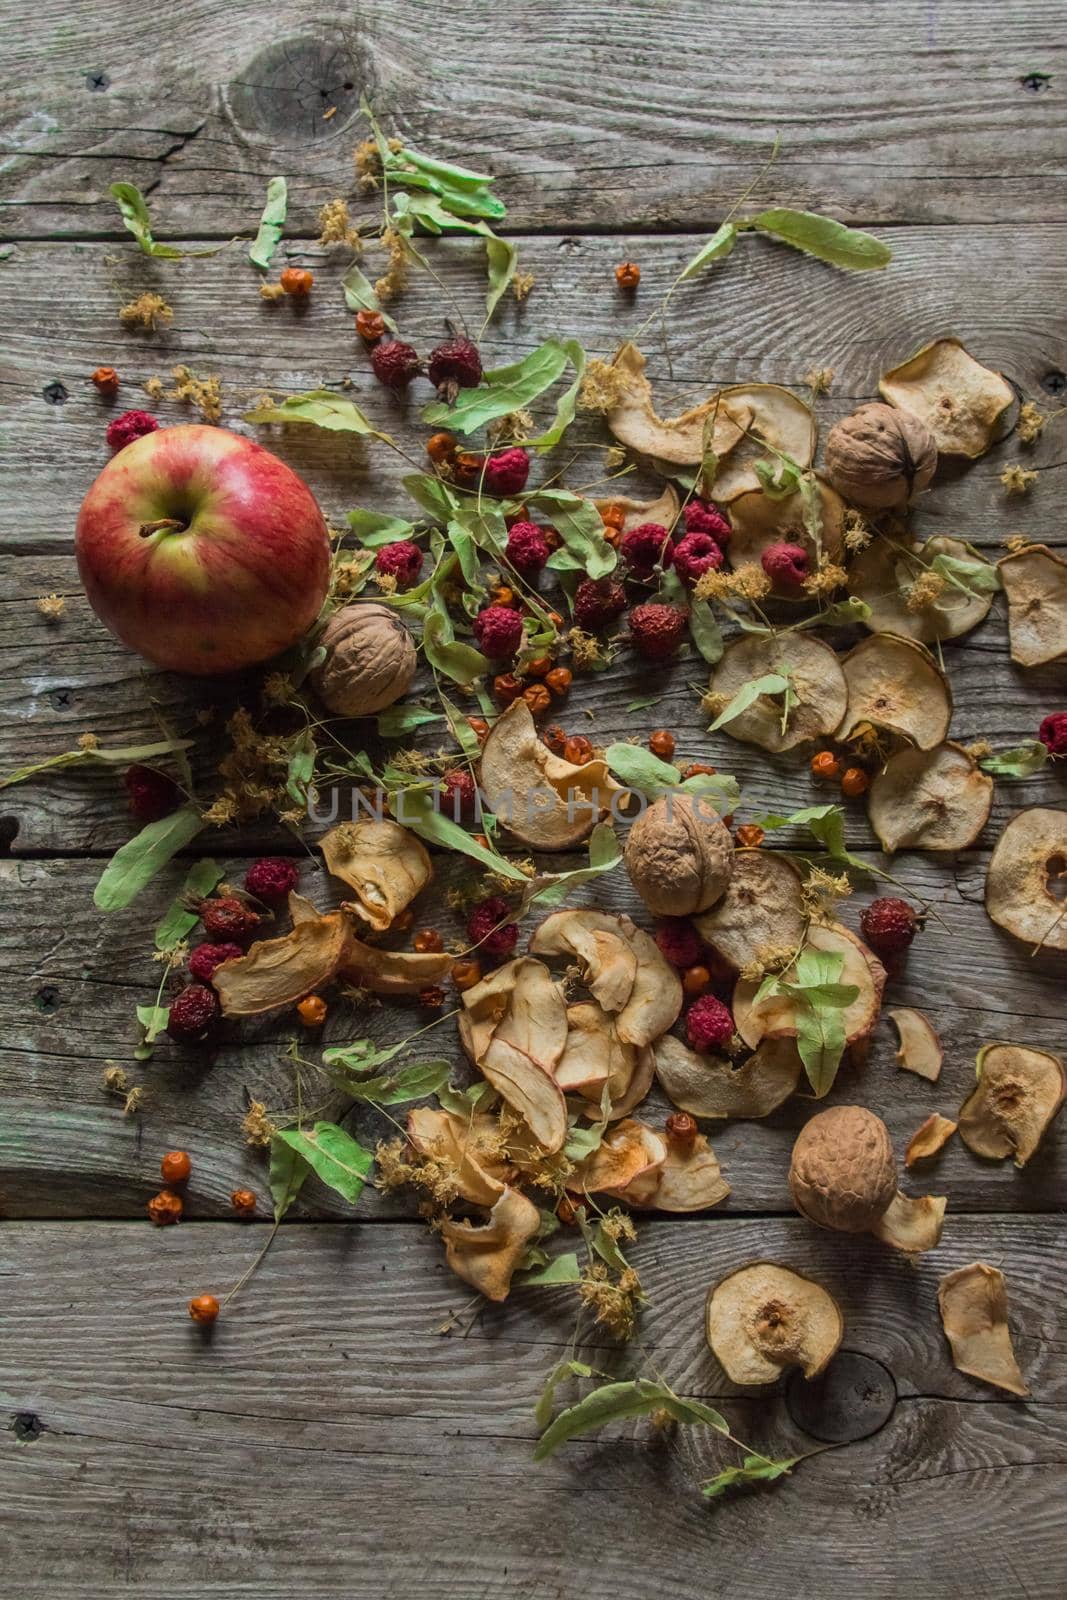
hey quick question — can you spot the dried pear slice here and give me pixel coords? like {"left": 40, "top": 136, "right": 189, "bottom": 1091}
{"left": 570, "top": 1117, "right": 667, "bottom": 1199}
{"left": 528, "top": 910, "right": 637, "bottom": 1013}
{"left": 870, "top": 1191, "right": 946, "bottom": 1253}
{"left": 879, "top": 337, "right": 1014, "bottom": 458}
{"left": 480, "top": 1036, "right": 567, "bottom": 1153}
{"left": 460, "top": 959, "right": 535, "bottom": 1062}
{"left": 654, "top": 1034, "right": 802, "bottom": 1119}
{"left": 732, "top": 923, "right": 886, "bottom": 1050}
{"left": 694, "top": 849, "right": 807, "bottom": 973}
{"left": 706, "top": 1263, "right": 843, "bottom": 1385}
{"left": 406, "top": 1108, "right": 512, "bottom": 1206}
{"left": 340, "top": 940, "right": 452, "bottom": 995}
{"left": 727, "top": 477, "right": 845, "bottom": 583}
{"left": 439, "top": 1187, "right": 541, "bottom": 1301}
{"left": 555, "top": 1002, "right": 635, "bottom": 1095}
{"left": 605, "top": 343, "right": 752, "bottom": 465}
{"left": 214, "top": 910, "right": 351, "bottom": 1017}
{"left": 998, "top": 544, "right": 1067, "bottom": 667}
{"left": 488, "top": 958, "right": 569, "bottom": 1078}
{"left": 479, "top": 699, "right": 621, "bottom": 850}
{"left": 985, "top": 807, "right": 1067, "bottom": 953}
{"left": 320, "top": 819, "right": 432, "bottom": 931}
{"left": 594, "top": 482, "right": 680, "bottom": 533}
{"left": 904, "top": 1113, "right": 957, "bottom": 1166}
{"left": 708, "top": 632, "right": 848, "bottom": 752}
{"left": 712, "top": 384, "right": 817, "bottom": 502}
{"left": 638, "top": 1132, "right": 729, "bottom": 1212}
{"left": 530, "top": 909, "right": 682, "bottom": 1047}
{"left": 958, "top": 1042, "right": 1066, "bottom": 1167}
{"left": 938, "top": 1263, "right": 1029, "bottom": 1396}
{"left": 838, "top": 633, "right": 952, "bottom": 750}
{"left": 867, "top": 742, "right": 993, "bottom": 853}
{"left": 887, "top": 1007, "right": 944, "bottom": 1081}
{"left": 850, "top": 534, "right": 995, "bottom": 642}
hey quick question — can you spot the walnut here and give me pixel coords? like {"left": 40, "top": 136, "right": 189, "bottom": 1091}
{"left": 310, "top": 603, "right": 416, "bottom": 717}
{"left": 824, "top": 402, "right": 937, "bottom": 509}
{"left": 788, "top": 1105, "right": 897, "bottom": 1232}
{"left": 623, "top": 794, "right": 733, "bottom": 917}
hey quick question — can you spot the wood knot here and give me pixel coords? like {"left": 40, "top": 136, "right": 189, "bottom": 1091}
{"left": 226, "top": 37, "right": 366, "bottom": 141}
{"left": 785, "top": 1350, "right": 897, "bottom": 1443}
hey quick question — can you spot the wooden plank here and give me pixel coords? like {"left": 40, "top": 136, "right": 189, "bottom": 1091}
{"left": 1, "top": 853, "right": 1063, "bottom": 1219}
{"left": 2, "top": 1218, "right": 1066, "bottom": 1597}
{"left": 2, "top": 2, "right": 1066, "bottom": 238}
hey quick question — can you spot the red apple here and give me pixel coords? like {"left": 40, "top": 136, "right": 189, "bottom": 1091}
{"left": 76, "top": 424, "right": 332, "bottom": 675}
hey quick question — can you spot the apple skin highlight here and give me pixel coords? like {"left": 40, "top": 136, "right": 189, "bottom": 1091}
{"left": 76, "top": 424, "right": 332, "bottom": 674}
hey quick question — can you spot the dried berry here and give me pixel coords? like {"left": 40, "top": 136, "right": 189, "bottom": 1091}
{"left": 761, "top": 541, "right": 809, "bottom": 587}
{"left": 474, "top": 604, "right": 525, "bottom": 659}
{"left": 734, "top": 823, "right": 765, "bottom": 848}
{"left": 355, "top": 310, "right": 385, "bottom": 341}
{"left": 467, "top": 716, "right": 490, "bottom": 745}
{"left": 505, "top": 520, "right": 551, "bottom": 575}
{"left": 413, "top": 928, "right": 444, "bottom": 953}
{"left": 840, "top": 766, "right": 870, "bottom": 799}
{"left": 188, "top": 942, "right": 244, "bottom": 983}
{"left": 418, "top": 985, "right": 446, "bottom": 1010}
{"left": 427, "top": 335, "right": 483, "bottom": 402}
{"left": 244, "top": 857, "right": 299, "bottom": 905}
{"left": 451, "top": 957, "right": 483, "bottom": 991}
{"left": 599, "top": 503, "right": 626, "bottom": 531}
{"left": 467, "top": 897, "right": 519, "bottom": 960}
{"left": 91, "top": 365, "right": 120, "bottom": 396}
{"left": 375, "top": 539, "right": 424, "bottom": 588}
{"left": 522, "top": 682, "right": 552, "bottom": 715}
{"left": 684, "top": 501, "right": 731, "bottom": 541}
{"left": 201, "top": 897, "right": 260, "bottom": 942}
{"left": 648, "top": 729, "right": 675, "bottom": 759}
{"left": 665, "top": 1111, "right": 698, "bottom": 1147}
{"left": 615, "top": 261, "right": 641, "bottom": 289}
{"left": 148, "top": 1189, "right": 183, "bottom": 1226}
{"left": 629, "top": 602, "right": 688, "bottom": 660}
{"left": 859, "top": 897, "right": 919, "bottom": 958}
{"left": 654, "top": 917, "right": 704, "bottom": 969}
{"left": 545, "top": 667, "right": 572, "bottom": 696}
{"left": 188, "top": 1294, "right": 220, "bottom": 1325}
{"left": 563, "top": 735, "right": 593, "bottom": 765}
{"left": 810, "top": 750, "right": 841, "bottom": 782}
{"left": 166, "top": 983, "right": 221, "bottom": 1043}
{"left": 494, "top": 671, "right": 524, "bottom": 704}
{"left": 231, "top": 1188, "right": 257, "bottom": 1216}
{"left": 442, "top": 768, "right": 478, "bottom": 821}
{"left": 371, "top": 339, "right": 421, "bottom": 390}
{"left": 426, "top": 430, "right": 457, "bottom": 463}
{"left": 682, "top": 964, "right": 711, "bottom": 996}
{"left": 620, "top": 522, "right": 673, "bottom": 578}
{"left": 160, "top": 1150, "right": 191, "bottom": 1184}
{"left": 297, "top": 994, "right": 328, "bottom": 1027}
{"left": 482, "top": 447, "right": 530, "bottom": 497}
{"left": 280, "top": 266, "right": 313, "bottom": 296}
{"left": 673, "top": 531, "right": 724, "bottom": 587}
{"left": 123, "top": 763, "right": 179, "bottom": 823}
{"left": 1038, "top": 712, "right": 1067, "bottom": 756}
{"left": 106, "top": 410, "right": 159, "bottom": 452}
{"left": 573, "top": 577, "right": 627, "bottom": 631}
{"left": 686, "top": 994, "right": 735, "bottom": 1053}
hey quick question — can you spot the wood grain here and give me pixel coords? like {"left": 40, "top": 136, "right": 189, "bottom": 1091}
{"left": 2, "top": 1217, "right": 1066, "bottom": 1598}
{"left": 2, "top": 1, "right": 1066, "bottom": 238}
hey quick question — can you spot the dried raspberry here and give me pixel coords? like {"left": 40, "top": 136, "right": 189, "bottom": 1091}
{"left": 761, "top": 541, "right": 809, "bottom": 587}
{"left": 188, "top": 943, "right": 244, "bottom": 983}
{"left": 244, "top": 857, "right": 299, "bottom": 904}
{"left": 482, "top": 447, "right": 530, "bottom": 497}
{"left": 673, "top": 532, "right": 725, "bottom": 587}
{"left": 370, "top": 339, "right": 421, "bottom": 390}
{"left": 166, "top": 983, "right": 221, "bottom": 1043}
{"left": 573, "top": 577, "right": 627, "bottom": 632}
{"left": 684, "top": 501, "right": 731, "bottom": 541}
{"left": 106, "top": 410, "right": 159, "bottom": 452}
{"left": 375, "top": 540, "right": 424, "bottom": 588}
{"left": 427, "top": 335, "right": 483, "bottom": 401}
{"left": 505, "top": 520, "right": 550, "bottom": 575}
{"left": 442, "top": 768, "right": 478, "bottom": 822}
{"left": 629, "top": 602, "right": 688, "bottom": 660}
{"left": 473, "top": 604, "right": 525, "bottom": 659}
{"left": 200, "top": 896, "right": 260, "bottom": 942}
{"left": 859, "top": 897, "right": 919, "bottom": 958}
{"left": 620, "top": 522, "right": 673, "bottom": 579}
{"left": 467, "top": 896, "right": 519, "bottom": 960}
{"left": 685, "top": 994, "right": 734, "bottom": 1053}
{"left": 123, "top": 763, "right": 179, "bottom": 824}
{"left": 655, "top": 918, "right": 703, "bottom": 970}
{"left": 1038, "top": 712, "right": 1067, "bottom": 757}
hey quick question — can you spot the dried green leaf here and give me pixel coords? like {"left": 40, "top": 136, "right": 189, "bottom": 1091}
{"left": 534, "top": 1379, "right": 728, "bottom": 1461}
{"left": 110, "top": 182, "right": 224, "bottom": 259}
{"left": 422, "top": 602, "right": 491, "bottom": 686}
{"left": 535, "top": 1359, "right": 595, "bottom": 1429}
{"left": 249, "top": 177, "right": 287, "bottom": 270}
{"left": 269, "top": 1135, "right": 311, "bottom": 1222}
{"left": 391, "top": 785, "right": 528, "bottom": 879}
{"left": 243, "top": 389, "right": 392, "bottom": 441}
{"left": 422, "top": 340, "right": 570, "bottom": 432}
{"left": 702, "top": 1455, "right": 800, "bottom": 1500}
{"left": 94, "top": 804, "right": 205, "bottom": 912}
{"left": 340, "top": 260, "right": 398, "bottom": 332}
{"left": 708, "top": 673, "right": 790, "bottom": 732}
{"left": 346, "top": 509, "right": 417, "bottom": 546}
{"left": 523, "top": 489, "right": 617, "bottom": 579}
{"left": 929, "top": 550, "right": 1001, "bottom": 597}
{"left": 375, "top": 705, "right": 444, "bottom": 738}
{"left": 525, "top": 340, "right": 587, "bottom": 452}
{"left": 136, "top": 1001, "right": 170, "bottom": 1044}
{"left": 402, "top": 473, "right": 463, "bottom": 522}
{"left": 326, "top": 1057, "right": 452, "bottom": 1104}
{"left": 515, "top": 1251, "right": 582, "bottom": 1288}
{"left": 979, "top": 740, "right": 1050, "bottom": 778}
{"left": 749, "top": 208, "right": 891, "bottom": 270}
{"left": 153, "top": 858, "right": 223, "bottom": 949}
{"left": 275, "top": 1121, "right": 373, "bottom": 1205}
{"left": 0, "top": 736, "right": 192, "bottom": 792}
{"left": 689, "top": 599, "right": 725, "bottom": 663}
{"left": 678, "top": 221, "right": 738, "bottom": 282}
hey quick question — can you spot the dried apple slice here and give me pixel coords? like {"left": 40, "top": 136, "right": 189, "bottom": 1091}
{"left": 654, "top": 1034, "right": 802, "bottom": 1119}
{"left": 887, "top": 1007, "right": 944, "bottom": 1081}
{"left": 570, "top": 1118, "right": 667, "bottom": 1199}
{"left": 638, "top": 1132, "right": 730, "bottom": 1212}
{"left": 605, "top": 343, "right": 751, "bottom": 465}
{"left": 879, "top": 337, "right": 1014, "bottom": 458}
{"left": 708, "top": 633, "right": 848, "bottom": 753}
{"left": 460, "top": 959, "right": 532, "bottom": 1062}
{"left": 938, "top": 1263, "right": 1029, "bottom": 1396}
{"left": 214, "top": 910, "right": 352, "bottom": 1017}
{"left": 867, "top": 742, "right": 993, "bottom": 853}
{"left": 406, "top": 1108, "right": 512, "bottom": 1206}
{"left": 905, "top": 1113, "right": 957, "bottom": 1166}
{"left": 439, "top": 1187, "right": 541, "bottom": 1301}
{"left": 870, "top": 1191, "right": 946, "bottom": 1253}
{"left": 320, "top": 819, "right": 432, "bottom": 931}
{"left": 694, "top": 850, "right": 807, "bottom": 972}
{"left": 528, "top": 910, "right": 637, "bottom": 1013}
{"left": 480, "top": 1036, "right": 567, "bottom": 1153}
{"left": 479, "top": 699, "right": 620, "bottom": 851}
{"left": 958, "top": 1042, "right": 1066, "bottom": 1167}
{"left": 998, "top": 544, "right": 1067, "bottom": 667}
{"left": 850, "top": 534, "right": 995, "bottom": 643}
{"left": 711, "top": 384, "right": 817, "bottom": 502}
{"left": 489, "top": 958, "right": 568, "bottom": 1077}
{"left": 985, "top": 808, "right": 1067, "bottom": 953}
{"left": 594, "top": 482, "right": 680, "bottom": 533}
{"left": 733, "top": 923, "right": 886, "bottom": 1050}
{"left": 727, "top": 477, "right": 845, "bottom": 583}
{"left": 555, "top": 1002, "right": 635, "bottom": 1095}
{"left": 838, "top": 633, "right": 952, "bottom": 750}
{"left": 530, "top": 909, "right": 682, "bottom": 1047}
{"left": 706, "top": 1263, "right": 843, "bottom": 1384}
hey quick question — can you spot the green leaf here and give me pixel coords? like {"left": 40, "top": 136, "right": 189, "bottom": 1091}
{"left": 525, "top": 340, "right": 587, "bottom": 452}
{"left": 702, "top": 1455, "right": 800, "bottom": 1500}
{"left": 422, "top": 340, "right": 571, "bottom": 433}
{"left": 136, "top": 1001, "right": 170, "bottom": 1043}
{"left": 438, "top": 692, "right": 484, "bottom": 758}
{"left": 678, "top": 771, "right": 742, "bottom": 810}
{"left": 346, "top": 509, "right": 416, "bottom": 546}
{"left": 929, "top": 550, "right": 1001, "bottom": 597}
{"left": 269, "top": 1135, "right": 311, "bottom": 1223}
{"left": 109, "top": 182, "right": 223, "bottom": 259}
{"left": 523, "top": 823, "right": 622, "bottom": 911}
{"left": 383, "top": 139, "right": 506, "bottom": 221}
{"left": 535, "top": 1359, "right": 595, "bottom": 1430}
{"left": 391, "top": 785, "right": 528, "bottom": 880}
{"left": 708, "top": 673, "right": 790, "bottom": 732}
{"left": 1, "top": 736, "right": 192, "bottom": 792}
{"left": 244, "top": 390, "right": 391, "bottom": 441}
{"left": 437, "top": 1080, "right": 498, "bottom": 1118}
{"left": 754, "top": 453, "right": 804, "bottom": 500}
{"left": 749, "top": 208, "right": 892, "bottom": 271}
{"left": 515, "top": 1251, "right": 581, "bottom": 1288}
{"left": 422, "top": 603, "right": 490, "bottom": 686}
{"left": 340, "top": 260, "right": 398, "bottom": 332}
{"left": 765, "top": 945, "right": 859, "bottom": 1097}
{"left": 534, "top": 1379, "right": 728, "bottom": 1461}
{"left": 94, "top": 804, "right": 205, "bottom": 912}
{"left": 321, "top": 1038, "right": 405, "bottom": 1075}
{"left": 605, "top": 743, "right": 681, "bottom": 796}
{"left": 689, "top": 599, "right": 725, "bottom": 664}
{"left": 523, "top": 490, "right": 617, "bottom": 579}
{"left": 249, "top": 177, "right": 287, "bottom": 270}
{"left": 626, "top": 696, "right": 663, "bottom": 713}
{"left": 402, "top": 473, "right": 462, "bottom": 522}
{"left": 327, "top": 1058, "right": 452, "bottom": 1105}
{"left": 390, "top": 193, "right": 515, "bottom": 318}
{"left": 759, "top": 802, "right": 847, "bottom": 860}
{"left": 375, "top": 705, "right": 444, "bottom": 738}
{"left": 275, "top": 1122, "right": 373, "bottom": 1205}
{"left": 678, "top": 221, "right": 738, "bottom": 282}
{"left": 285, "top": 727, "right": 316, "bottom": 808}
{"left": 153, "top": 858, "right": 223, "bottom": 949}
{"left": 979, "top": 740, "right": 1049, "bottom": 778}
{"left": 794, "top": 596, "right": 872, "bottom": 630}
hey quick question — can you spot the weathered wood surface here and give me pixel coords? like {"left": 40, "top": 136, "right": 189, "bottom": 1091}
{"left": 2, "top": 1, "right": 1066, "bottom": 238}
{"left": 3, "top": 1218, "right": 1067, "bottom": 1598}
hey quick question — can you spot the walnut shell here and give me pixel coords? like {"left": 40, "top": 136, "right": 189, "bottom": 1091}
{"left": 789, "top": 1105, "right": 897, "bottom": 1233}
{"left": 623, "top": 794, "right": 733, "bottom": 917}
{"left": 824, "top": 403, "right": 937, "bottom": 510}
{"left": 310, "top": 603, "right": 416, "bottom": 717}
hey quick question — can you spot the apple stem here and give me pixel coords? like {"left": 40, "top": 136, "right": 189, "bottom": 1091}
{"left": 138, "top": 517, "right": 186, "bottom": 538}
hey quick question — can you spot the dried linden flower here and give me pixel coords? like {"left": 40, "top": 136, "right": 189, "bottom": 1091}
{"left": 512, "top": 269, "right": 535, "bottom": 302}
{"left": 374, "top": 226, "right": 410, "bottom": 303}
{"left": 260, "top": 282, "right": 287, "bottom": 302}
{"left": 102, "top": 1065, "right": 129, "bottom": 1093}
{"left": 578, "top": 358, "right": 625, "bottom": 414}
{"left": 842, "top": 510, "right": 872, "bottom": 552}
{"left": 802, "top": 562, "right": 848, "bottom": 597}
{"left": 119, "top": 292, "right": 173, "bottom": 331}
{"left": 804, "top": 367, "right": 835, "bottom": 397}
{"left": 1000, "top": 464, "right": 1037, "bottom": 495}
{"left": 904, "top": 569, "right": 947, "bottom": 613}
{"left": 165, "top": 365, "right": 222, "bottom": 423}
{"left": 242, "top": 1100, "right": 276, "bottom": 1147}
{"left": 36, "top": 593, "right": 65, "bottom": 619}
{"left": 318, "top": 198, "right": 360, "bottom": 248}
{"left": 77, "top": 732, "right": 99, "bottom": 751}
{"left": 1017, "top": 401, "right": 1046, "bottom": 445}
